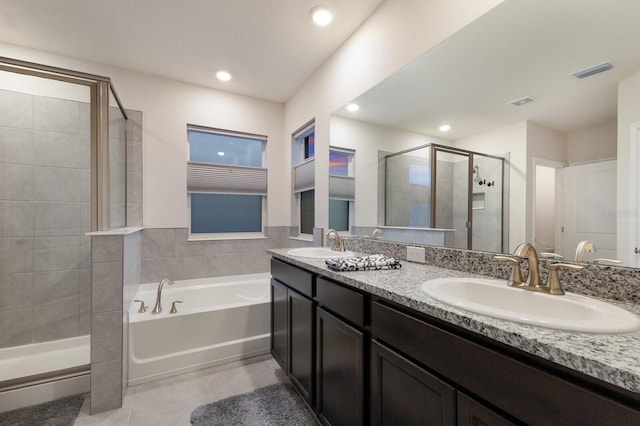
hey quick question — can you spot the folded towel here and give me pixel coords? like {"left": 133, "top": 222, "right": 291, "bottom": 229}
{"left": 325, "top": 254, "right": 401, "bottom": 271}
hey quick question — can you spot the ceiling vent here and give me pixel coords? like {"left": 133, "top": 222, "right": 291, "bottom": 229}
{"left": 572, "top": 62, "right": 614, "bottom": 79}
{"left": 508, "top": 96, "right": 536, "bottom": 107}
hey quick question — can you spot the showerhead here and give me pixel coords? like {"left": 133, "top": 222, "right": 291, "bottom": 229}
{"left": 473, "top": 165, "right": 482, "bottom": 182}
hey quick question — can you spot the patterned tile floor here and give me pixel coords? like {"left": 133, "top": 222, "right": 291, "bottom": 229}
{"left": 74, "top": 356, "right": 285, "bottom": 426}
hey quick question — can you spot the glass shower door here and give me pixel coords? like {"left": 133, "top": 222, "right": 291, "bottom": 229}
{"left": 433, "top": 148, "right": 470, "bottom": 249}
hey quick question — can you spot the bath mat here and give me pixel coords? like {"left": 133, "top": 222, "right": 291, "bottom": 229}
{"left": 191, "top": 382, "right": 318, "bottom": 425}
{"left": 0, "top": 394, "right": 84, "bottom": 426}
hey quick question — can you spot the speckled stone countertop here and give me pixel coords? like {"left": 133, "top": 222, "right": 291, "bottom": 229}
{"left": 269, "top": 248, "right": 640, "bottom": 395}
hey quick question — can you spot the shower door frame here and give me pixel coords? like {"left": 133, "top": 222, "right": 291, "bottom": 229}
{"left": 0, "top": 56, "right": 127, "bottom": 232}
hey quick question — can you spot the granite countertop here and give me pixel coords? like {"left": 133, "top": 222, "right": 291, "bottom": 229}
{"left": 268, "top": 248, "right": 640, "bottom": 395}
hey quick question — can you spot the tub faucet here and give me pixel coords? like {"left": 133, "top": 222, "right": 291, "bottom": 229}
{"left": 326, "top": 229, "right": 345, "bottom": 251}
{"left": 151, "top": 277, "right": 174, "bottom": 314}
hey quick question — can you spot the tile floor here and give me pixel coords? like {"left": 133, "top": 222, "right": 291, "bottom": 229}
{"left": 74, "top": 355, "right": 286, "bottom": 426}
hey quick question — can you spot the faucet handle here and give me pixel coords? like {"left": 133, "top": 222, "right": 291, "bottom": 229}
{"left": 494, "top": 255, "right": 524, "bottom": 286}
{"left": 134, "top": 299, "right": 147, "bottom": 313}
{"left": 546, "top": 263, "right": 584, "bottom": 295}
{"left": 170, "top": 301, "right": 183, "bottom": 314}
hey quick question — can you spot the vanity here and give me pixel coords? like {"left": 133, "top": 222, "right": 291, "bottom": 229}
{"left": 269, "top": 248, "right": 640, "bottom": 425}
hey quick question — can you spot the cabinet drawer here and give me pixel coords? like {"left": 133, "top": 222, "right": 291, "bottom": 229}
{"left": 372, "top": 301, "right": 640, "bottom": 425}
{"left": 316, "top": 277, "right": 365, "bottom": 327}
{"left": 271, "top": 258, "right": 314, "bottom": 297}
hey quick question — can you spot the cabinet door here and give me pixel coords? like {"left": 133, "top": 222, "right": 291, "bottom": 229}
{"left": 457, "top": 392, "right": 516, "bottom": 426}
{"left": 270, "top": 279, "right": 288, "bottom": 372}
{"left": 371, "top": 340, "right": 456, "bottom": 426}
{"left": 316, "top": 308, "right": 364, "bottom": 426}
{"left": 289, "top": 288, "right": 315, "bottom": 405}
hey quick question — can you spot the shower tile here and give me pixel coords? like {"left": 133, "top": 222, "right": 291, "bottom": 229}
{"left": 0, "top": 311, "right": 9, "bottom": 347}
{"left": 91, "top": 359, "right": 123, "bottom": 414}
{"left": 79, "top": 102, "right": 91, "bottom": 137}
{"left": 10, "top": 308, "right": 34, "bottom": 346}
{"left": 110, "top": 139, "right": 126, "bottom": 172}
{"left": 127, "top": 141, "right": 143, "bottom": 173}
{"left": 34, "top": 96, "right": 80, "bottom": 134}
{"left": 81, "top": 202, "right": 91, "bottom": 234}
{"left": 0, "top": 128, "right": 34, "bottom": 165}
{"left": 127, "top": 171, "right": 142, "bottom": 206}
{"left": 80, "top": 235, "right": 92, "bottom": 269}
{"left": 34, "top": 202, "right": 81, "bottom": 236}
{"left": 10, "top": 237, "right": 33, "bottom": 273}
{"left": 33, "top": 303, "right": 79, "bottom": 342}
{"left": 34, "top": 240, "right": 81, "bottom": 272}
{"left": 80, "top": 169, "right": 91, "bottom": 202}
{"left": 92, "top": 235, "right": 123, "bottom": 263}
{"left": 174, "top": 229, "right": 206, "bottom": 257}
{"left": 109, "top": 108, "right": 127, "bottom": 137}
{"left": 4, "top": 201, "right": 34, "bottom": 237}
{"left": 7, "top": 272, "right": 34, "bottom": 309}
{"left": 34, "top": 166, "right": 82, "bottom": 202}
{"left": 125, "top": 109, "right": 143, "bottom": 143}
{"left": 92, "top": 310, "right": 122, "bottom": 363}
{"left": 0, "top": 90, "right": 33, "bottom": 129}
{"left": 142, "top": 228, "right": 175, "bottom": 259}
{"left": 32, "top": 269, "right": 80, "bottom": 306}
{"left": 92, "top": 261, "right": 123, "bottom": 313}
{"left": 4, "top": 164, "right": 34, "bottom": 201}
{"left": 127, "top": 202, "right": 143, "bottom": 228}
{"left": 33, "top": 131, "right": 87, "bottom": 169}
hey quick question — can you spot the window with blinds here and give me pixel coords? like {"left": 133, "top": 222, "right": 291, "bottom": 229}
{"left": 293, "top": 122, "right": 316, "bottom": 235}
{"left": 187, "top": 125, "right": 267, "bottom": 235}
{"left": 329, "top": 147, "right": 355, "bottom": 232}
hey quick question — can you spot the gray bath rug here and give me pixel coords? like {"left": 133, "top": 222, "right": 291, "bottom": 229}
{"left": 0, "top": 395, "right": 84, "bottom": 426}
{"left": 191, "top": 382, "right": 318, "bottom": 425}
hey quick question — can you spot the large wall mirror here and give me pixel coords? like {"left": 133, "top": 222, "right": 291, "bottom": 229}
{"left": 329, "top": 0, "right": 640, "bottom": 267}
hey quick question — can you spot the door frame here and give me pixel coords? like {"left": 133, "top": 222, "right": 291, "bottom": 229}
{"left": 531, "top": 157, "right": 565, "bottom": 255}
{"left": 627, "top": 122, "right": 640, "bottom": 267}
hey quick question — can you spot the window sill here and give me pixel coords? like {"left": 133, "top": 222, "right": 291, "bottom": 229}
{"left": 188, "top": 233, "right": 268, "bottom": 242}
{"left": 289, "top": 235, "right": 313, "bottom": 242}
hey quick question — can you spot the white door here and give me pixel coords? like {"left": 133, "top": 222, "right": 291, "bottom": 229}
{"left": 562, "top": 160, "right": 617, "bottom": 262}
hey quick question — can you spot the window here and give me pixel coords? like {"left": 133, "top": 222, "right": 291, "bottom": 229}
{"left": 293, "top": 121, "right": 316, "bottom": 235}
{"left": 329, "top": 148, "right": 355, "bottom": 232}
{"left": 187, "top": 125, "right": 267, "bottom": 236}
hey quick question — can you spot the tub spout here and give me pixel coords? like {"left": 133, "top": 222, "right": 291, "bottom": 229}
{"left": 151, "top": 277, "right": 174, "bottom": 314}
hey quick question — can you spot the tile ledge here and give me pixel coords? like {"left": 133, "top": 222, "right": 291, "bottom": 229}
{"left": 86, "top": 227, "right": 144, "bottom": 236}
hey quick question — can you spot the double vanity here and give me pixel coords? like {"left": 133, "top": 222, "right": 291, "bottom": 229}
{"left": 269, "top": 245, "right": 640, "bottom": 425}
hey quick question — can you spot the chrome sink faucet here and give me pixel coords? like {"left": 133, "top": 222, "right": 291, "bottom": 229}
{"left": 325, "top": 229, "right": 345, "bottom": 251}
{"left": 495, "top": 242, "right": 583, "bottom": 295}
{"left": 151, "top": 277, "right": 174, "bottom": 314}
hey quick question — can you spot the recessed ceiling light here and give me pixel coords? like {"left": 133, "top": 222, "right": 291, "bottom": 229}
{"left": 346, "top": 103, "right": 360, "bottom": 112}
{"left": 439, "top": 124, "right": 451, "bottom": 132}
{"left": 217, "top": 151, "right": 225, "bottom": 156}
{"left": 310, "top": 6, "right": 333, "bottom": 26}
{"left": 216, "top": 70, "right": 232, "bottom": 82}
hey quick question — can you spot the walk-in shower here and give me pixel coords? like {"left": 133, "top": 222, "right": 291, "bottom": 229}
{"left": 0, "top": 57, "right": 128, "bottom": 411}
{"left": 384, "top": 143, "right": 506, "bottom": 252}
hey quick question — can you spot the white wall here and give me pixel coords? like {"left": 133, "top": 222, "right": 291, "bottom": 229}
{"left": 329, "top": 115, "right": 450, "bottom": 227}
{"left": 455, "top": 121, "right": 527, "bottom": 251}
{"left": 617, "top": 69, "right": 640, "bottom": 265}
{"left": 567, "top": 122, "right": 616, "bottom": 165}
{"left": 0, "top": 42, "right": 285, "bottom": 229}
{"left": 534, "top": 165, "right": 556, "bottom": 250}
{"left": 284, "top": 0, "right": 505, "bottom": 229}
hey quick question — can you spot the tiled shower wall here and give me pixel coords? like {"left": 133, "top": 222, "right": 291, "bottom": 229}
{"left": 0, "top": 89, "right": 92, "bottom": 348}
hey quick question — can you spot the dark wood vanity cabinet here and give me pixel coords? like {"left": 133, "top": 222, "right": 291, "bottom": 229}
{"left": 270, "top": 259, "right": 316, "bottom": 405}
{"left": 315, "top": 277, "right": 367, "bottom": 426}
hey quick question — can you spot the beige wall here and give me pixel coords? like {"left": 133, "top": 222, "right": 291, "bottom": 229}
{"left": 567, "top": 122, "right": 616, "bottom": 165}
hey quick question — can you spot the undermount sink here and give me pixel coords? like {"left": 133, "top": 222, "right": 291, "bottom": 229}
{"left": 422, "top": 278, "right": 640, "bottom": 334}
{"left": 287, "top": 247, "right": 355, "bottom": 259}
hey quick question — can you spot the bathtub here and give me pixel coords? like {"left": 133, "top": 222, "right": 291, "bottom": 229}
{"left": 128, "top": 273, "right": 271, "bottom": 386}
{"left": 0, "top": 335, "right": 90, "bottom": 412}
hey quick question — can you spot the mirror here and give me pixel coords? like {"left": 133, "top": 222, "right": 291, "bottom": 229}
{"left": 330, "top": 0, "right": 640, "bottom": 266}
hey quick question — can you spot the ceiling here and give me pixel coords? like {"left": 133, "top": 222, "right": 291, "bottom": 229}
{"left": 335, "top": 0, "right": 640, "bottom": 140}
{"left": 0, "top": 0, "right": 384, "bottom": 102}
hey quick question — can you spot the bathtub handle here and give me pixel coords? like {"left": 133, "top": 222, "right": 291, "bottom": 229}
{"left": 134, "top": 300, "right": 147, "bottom": 313}
{"left": 170, "top": 301, "right": 183, "bottom": 314}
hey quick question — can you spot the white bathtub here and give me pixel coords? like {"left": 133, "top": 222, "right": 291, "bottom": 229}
{"left": 128, "top": 273, "right": 271, "bottom": 386}
{"left": 0, "top": 335, "right": 90, "bottom": 412}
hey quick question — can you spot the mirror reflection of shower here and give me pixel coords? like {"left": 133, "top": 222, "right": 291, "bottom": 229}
{"left": 383, "top": 143, "right": 505, "bottom": 252}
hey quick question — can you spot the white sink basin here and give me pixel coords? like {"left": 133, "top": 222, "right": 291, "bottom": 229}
{"left": 422, "top": 278, "right": 640, "bottom": 334}
{"left": 287, "top": 247, "right": 355, "bottom": 259}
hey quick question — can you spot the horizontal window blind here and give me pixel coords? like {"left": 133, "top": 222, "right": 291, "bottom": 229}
{"left": 294, "top": 159, "right": 315, "bottom": 193}
{"left": 187, "top": 161, "right": 267, "bottom": 195}
{"left": 329, "top": 175, "right": 355, "bottom": 200}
